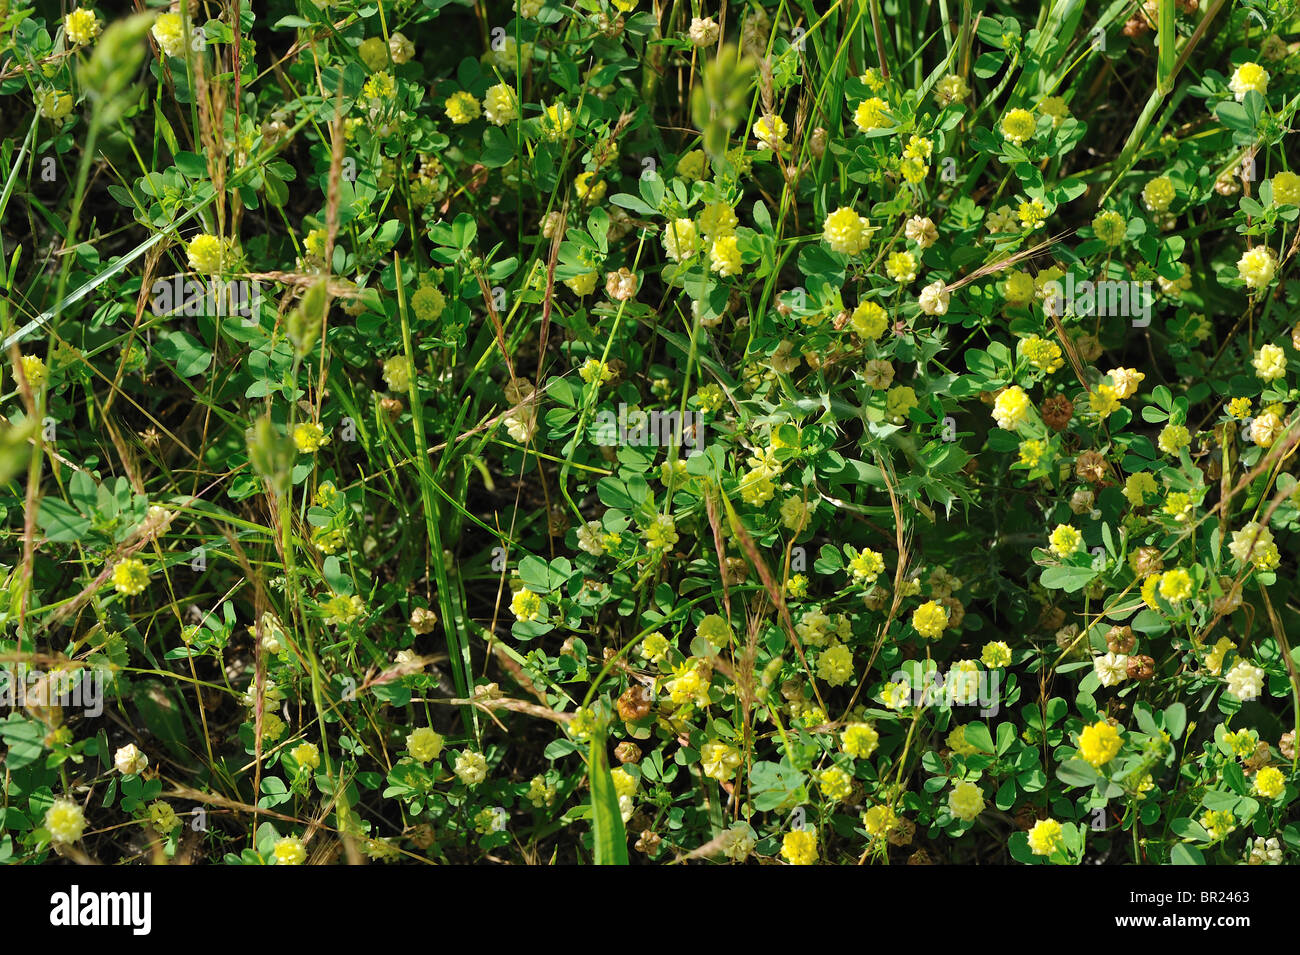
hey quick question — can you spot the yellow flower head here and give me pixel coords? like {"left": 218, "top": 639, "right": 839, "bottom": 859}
{"left": 696, "top": 202, "right": 738, "bottom": 238}
{"left": 1017, "top": 199, "right": 1048, "bottom": 229}
{"left": 64, "top": 8, "right": 101, "bottom": 46}
{"left": 1089, "top": 384, "right": 1121, "bottom": 418}
{"left": 822, "top": 207, "right": 872, "bottom": 255}
{"left": 291, "top": 742, "right": 321, "bottom": 771}
{"left": 934, "top": 74, "right": 969, "bottom": 107}
{"left": 886, "top": 385, "right": 917, "bottom": 419}
{"left": 1238, "top": 247, "right": 1278, "bottom": 290}
{"left": 1003, "top": 270, "right": 1036, "bottom": 305}
{"left": 1229, "top": 62, "right": 1269, "bottom": 101}
{"left": 709, "top": 236, "right": 742, "bottom": 276}
{"left": 1254, "top": 766, "right": 1285, "bottom": 800}
{"left": 1000, "top": 108, "right": 1037, "bottom": 145}
{"left": 948, "top": 780, "right": 985, "bottom": 821}
{"left": 45, "top": 799, "right": 87, "bottom": 844}
{"left": 700, "top": 740, "right": 742, "bottom": 781}
{"left": 1021, "top": 335, "right": 1063, "bottom": 374}
{"left": 1092, "top": 210, "right": 1126, "bottom": 247}
{"left": 818, "top": 765, "right": 853, "bottom": 801}
{"left": 981, "top": 641, "right": 1012, "bottom": 668}
{"left": 1158, "top": 567, "right": 1193, "bottom": 603}
{"left": 321, "top": 593, "right": 364, "bottom": 627}
{"left": 293, "top": 422, "right": 330, "bottom": 453}
{"left": 112, "top": 558, "right": 150, "bottom": 596}
{"left": 1027, "top": 818, "right": 1064, "bottom": 855}
{"left": 364, "top": 71, "right": 397, "bottom": 100}
{"left": 1143, "top": 176, "right": 1176, "bottom": 213}
{"left": 152, "top": 12, "right": 186, "bottom": 57}
{"left": 885, "top": 250, "right": 917, "bottom": 284}
{"left": 1271, "top": 171, "right": 1300, "bottom": 207}
{"left": 1048, "top": 524, "right": 1082, "bottom": 558}
{"left": 1037, "top": 96, "right": 1069, "bottom": 125}
{"left": 752, "top": 113, "right": 788, "bottom": 150}
{"left": 540, "top": 101, "right": 574, "bottom": 141}
{"left": 444, "top": 90, "right": 480, "bottom": 124}
{"left": 272, "top": 836, "right": 306, "bottom": 865}
{"left": 848, "top": 547, "right": 886, "bottom": 585}
{"left": 851, "top": 301, "right": 888, "bottom": 339}
{"left": 842, "top": 722, "right": 879, "bottom": 759}
{"left": 1157, "top": 423, "right": 1190, "bottom": 455}
{"left": 1253, "top": 343, "right": 1287, "bottom": 381}
{"left": 862, "top": 803, "right": 897, "bottom": 837}
{"left": 1107, "top": 367, "right": 1145, "bottom": 400}
{"left": 853, "top": 97, "right": 890, "bottom": 132}
{"left": 1077, "top": 720, "right": 1122, "bottom": 767}
{"left": 781, "top": 828, "right": 818, "bottom": 865}
{"left": 510, "top": 588, "right": 543, "bottom": 622}
{"left": 187, "top": 233, "right": 227, "bottom": 275}
{"left": 20, "top": 354, "right": 48, "bottom": 390}
{"left": 484, "top": 84, "right": 519, "bottom": 125}
{"left": 992, "top": 385, "right": 1032, "bottom": 431}
{"left": 912, "top": 600, "right": 949, "bottom": 639}
{"left": 406, "top": 727, "right": 445, "bottom": 763}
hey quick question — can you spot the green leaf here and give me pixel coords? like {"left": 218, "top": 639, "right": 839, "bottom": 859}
{"left": 1163, "top": 703, "right": 1186, "bottom": 738}
{"left": 1056, "top": 759, "right": 1099, "bottom": 788}
{"left": 963, "top": 721, "right": 995, "bottom": 754}
{"left": 588, "top": 736, "right": 628, "bottom": 865}
{"left": 155, "top": 330, "right": 212, "bottom": 377}
{"left": 36, "top": 497, "right": 91, "bottom": 542}
{"left": 1170, "top": 843, "right": 1206, "bottom": 865}
{"left": 1039, "top": 563, "right": 1098, "bottom": 593}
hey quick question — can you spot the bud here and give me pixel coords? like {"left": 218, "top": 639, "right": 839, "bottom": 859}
{"left": 863, "top": 583, "right": 889, "bottom": 611}
{"left": 616, "top": 685, "right": 653, "bottom": 722}
{"left": 1129, "top": 546, "right": 1163, "bottom": 577}
{"left": 886, "top": 817, "right": 916, "bottom": 846}
{"left": 1068, "top": 488, "right": 1094, "bottom": 514}
{"left": 114, "top": 743, "right": 148, "bottom": 775}
{"left": 1126, "top": 654, "right": 1155, "bottom": 681}
{"left": 1213, "top": 577, "right": 1242, "bottom": 615}
{"left": 358, "top": 36, "right": 389, "bottom": 71}
{"left": 1074, "top": 450, "right": 1108, "bottom": 484}
{"left": 939, "top": 596, "right": 965, "bottom": 628}
{"left": 1106, "top": 626, "right": 1136, "bottom": 655}
{"left": 605, "top": 267, "right": 638, "bottom": 303}
{"left": 809, "top": 127, "right": 827, "bottom": 159}
{"left": 288, "top": 279, "right": 330, "bottom": 358}
{"left": 722, "top": 557, "right": 749, "bottom": 585}
{"left": 79, "top": 13, "right": 153, "bottom": 124}
{"left": 634, "top": 829, "right": 662, "bottom": 855}
{"left": 410, "top": 607, "right": 438, "bottom": 634}
{"left": 245, "top": 416, "right": 295, "bottom": 496}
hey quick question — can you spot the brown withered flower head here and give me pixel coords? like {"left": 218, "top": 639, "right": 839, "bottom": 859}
{"left": 1038, "top": 604, "right": 1066, "bottom": 632}
{"left": 1126, "top": 655, "right": 1155, "bottom": 681}
{"left": 614, "top": 741, "right": 643, "bottom": 764}
{"left": 616, "top": 685, "right": 653, "bottom": 722}
{"left": 1129, "top": 546, "right": 1164, "bottom": 577}
{"left": 1042, "top": 393, "right": 1074, "bottom": 431}
{"left": 1106, "top": 625, "right": 1136, "bottom": 655}
{"left": 1074, "top": 450, "right": 1108, "bottom": 483}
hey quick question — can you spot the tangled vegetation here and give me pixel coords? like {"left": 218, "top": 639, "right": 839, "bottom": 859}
{"left": 2, "top": 0, "right": 1300, "bottom": 865}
